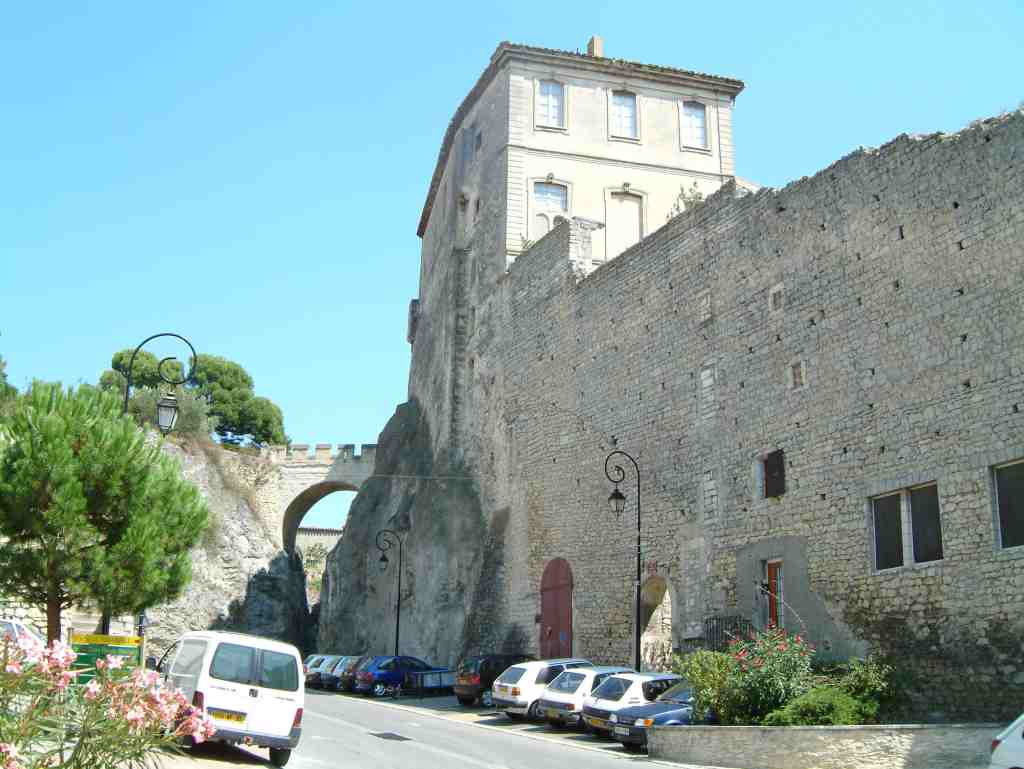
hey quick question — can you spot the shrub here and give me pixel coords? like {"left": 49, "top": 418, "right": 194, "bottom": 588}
{"left": 763, "top": 685, "right": 876, "bottom": 726}
{"left": 839, "top": 657, "right": 891, "bottom": 707}
{"left": 672, "top": 650, "right": 735, "bottom": 722}
{"left": 0, "top": 633, "right": 216, "bottom": 768}
{"left": 725, "top": 626, "right": 815, "bottom": 724}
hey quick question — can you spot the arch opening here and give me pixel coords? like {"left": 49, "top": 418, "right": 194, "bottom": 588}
{"left": 282, "top": 481, "right": 358, "bottom": 554}
{"left": 640, "top": 575, "right": 673, "bottom": 671}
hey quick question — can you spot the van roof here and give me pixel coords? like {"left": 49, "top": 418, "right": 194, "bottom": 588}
{"left": 178, "top": 630, "right": 301, "bottom": 656}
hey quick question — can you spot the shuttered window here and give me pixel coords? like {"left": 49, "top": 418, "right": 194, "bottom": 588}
{"left": 764, "top": 449, "right": 786, "bottom": 498}
{"left": 611, "top": 91, "right": 638, "bottom": 138}
{"left": 537, "top": 80, "right": 565, "bottom": 128}
{"left": 682, "top": 101, "right": 708, "bottom": 148}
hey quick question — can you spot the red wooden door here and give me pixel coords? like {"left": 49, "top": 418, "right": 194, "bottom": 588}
{"left": 766, "top": 561, "right": 782, "bottom": 628}
{"left": 540, "top": 558, "right": 573, "bottom": 658}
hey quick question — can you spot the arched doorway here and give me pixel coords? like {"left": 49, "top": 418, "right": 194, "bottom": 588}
{"left": 640, "top": 576, "right": 673, "bottom": 671}
{"left": 281, "top": 481, "right": 359, "bottom": 553}
{"left": 540, "top": 558, "right": 573, "bottom": 658}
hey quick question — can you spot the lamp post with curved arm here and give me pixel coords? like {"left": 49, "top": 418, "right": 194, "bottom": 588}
{"left": 605, "top": 450, "right": 642, "bottom": 672}
{"left": 101, "top": 333, "right": 198, "bottom": 634}
{"left": 376, "top": 529, "right": 405, "bottom": 657}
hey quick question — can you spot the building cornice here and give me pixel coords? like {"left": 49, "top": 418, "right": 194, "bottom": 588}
{"left": 508, "top": 144, "right": 734, "bottom": 182}
{"left": 416, "top": 42, "right": 745, "bottom": 239}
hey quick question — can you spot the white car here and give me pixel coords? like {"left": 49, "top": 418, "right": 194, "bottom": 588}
{"left": 153, "top": 630, "right": 304, "bottom": 768}
{"left": 491, "top": 658, "right": 592, "bottom": 720}
{"left": 537, "top": 665, "right": 634, "bottom": 729}
{"left": 1, "top": 618, "right": 44, "bottom": 644}
{"left": 581, "top": 672, "right": 682, "bottom": 736}
{"left": 990, "top": 713, "right": 1024, "bottom": 769}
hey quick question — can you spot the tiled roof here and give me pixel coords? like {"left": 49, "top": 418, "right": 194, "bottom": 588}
{"left": 416, "top": 42, "right": 745, "bottom": 237}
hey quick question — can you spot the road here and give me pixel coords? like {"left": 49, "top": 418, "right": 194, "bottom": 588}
{"left": 159, "top": 689, "right": 713, "bottom": 769}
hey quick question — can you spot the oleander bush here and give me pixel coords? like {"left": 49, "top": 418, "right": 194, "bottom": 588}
{"left": 0, "top": 633, "right": 215, "bottom": 769}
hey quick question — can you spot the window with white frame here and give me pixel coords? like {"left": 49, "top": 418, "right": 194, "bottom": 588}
{"left": 610, "top": 91, "right": 638, "bottom": 139}
{"left": 532, "top": 181, "right": 568, "bottom": 240}
{"left": 699, "top": 364, "right": 716, "bottom": 420}
{"left": 537, "top": 80, "right": 565, "bottom": 129}
{"left": 682, "top": 101, "right": 708, "bottom": 149}
{"left": 871, "top": 483, "right": 943, "bottom": 570}
{"left": 994, "top": 460, "right": 1024, "bottom": 548}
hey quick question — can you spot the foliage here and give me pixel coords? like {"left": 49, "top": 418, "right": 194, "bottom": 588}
{"left": 763, "top": 685, "right": 875, "bottom": 726}
{"left": 303, "top": 543, "right": 329, "bottom": 572}
{"left": 0, "top": 383, "right": 209, "bottom": 641}
{"left": 723, "top": 626, "right": 815, "bottom": 723}
{"left": 0, "top": 356, "right": 14, "bottom": 401}
{"left": 838, "top": 656, "right": 892, "bottom": 707}
{"left": 0, "top": 633, "right": 215, "bottom": 769}
{"left": 667, "top": 180, "right": 706, "bottom": 221}
{"left": 125, "top": 386, "right": 217, "bottom": 439}
{"left": 672, "top": 650, "right": 736, "bottom": 722}
{"left": 100, "top": 350, "right": 287, "bottom": 446}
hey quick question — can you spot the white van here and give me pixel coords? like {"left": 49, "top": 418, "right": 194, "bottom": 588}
{"left": 152, "top": 630, "right": 304, "bottom": 767}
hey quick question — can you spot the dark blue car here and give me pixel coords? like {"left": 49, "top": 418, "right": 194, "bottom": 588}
{"left": 353, "top": 655, "right": 441, "bottom": 696}
{"left": 610, "top": 680, "right": 715, "bottom": 752}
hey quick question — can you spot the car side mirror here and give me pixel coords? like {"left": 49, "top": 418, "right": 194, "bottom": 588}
{"left": 145, "top": 656, "right": 158, "bottom": 671}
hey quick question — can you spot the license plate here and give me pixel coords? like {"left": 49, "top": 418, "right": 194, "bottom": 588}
{"left": 208, "top": 708, "right": 245, "bottom": 723}
{"left": 588, "top": 717, "right": 605, "bottom": 728}
{"left": 496, "top": 685, "right": 506, "bottom": 693}
{"left": 614, "top": 726, "right": 630, "bottom": 736}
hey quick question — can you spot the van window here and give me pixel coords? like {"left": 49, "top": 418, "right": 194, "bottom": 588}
{"left": 259, "top": 649, "right": 299, "bottom": 692}
{"left": 171, "top": 640, "right": 207, "bottom": 677}
{"left": 210, "top": 643, "right": 255, "bottom": 685}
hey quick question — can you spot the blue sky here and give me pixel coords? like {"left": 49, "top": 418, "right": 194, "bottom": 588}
{"left": 2, "top": 2, "right": 1021, "bottom": 528}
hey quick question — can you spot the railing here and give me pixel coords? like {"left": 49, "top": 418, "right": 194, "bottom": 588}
{"left": 403, "top": 669, "right": 455, "bottom": 698}
{"left": 680, "top": 615, "right": 754, "bottom": 653}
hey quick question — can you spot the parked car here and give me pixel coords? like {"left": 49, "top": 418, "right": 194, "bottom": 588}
{"left": 353, "top": 655, "right": 443, "bottom": 697}
{"left": 151, "top": 630, "right": 303, "bottom": 768}
{"left": 610, "top": 679, "right": 715, "bottom": 751}
{"left": 490, "top": 658, "right": 593, "bottom": 720}
{"left": 538, "top": 666, "right": 634, "bottom": 729}
{"left": 305, "top": 655, "right": 341, "bottom": 689}
{"left": 321, "top": 655, "right": 356, "bottom": 691}
{"left": 1, "top": 618, "right": 44, "bottom": 644}
{"left": 990, "top": 712, "right": 1024, "bottom": 769}
{"left": 454, "top": 653, "right": 533, "bottom": 706}
{"left": 302, "top": 654, "right": 319, "bottom": 675}
{"left": 581, "top": 672, "right": 682, "bottom": 737}
{"left": 335, "top": 654, "right": 370, "bottom": 693}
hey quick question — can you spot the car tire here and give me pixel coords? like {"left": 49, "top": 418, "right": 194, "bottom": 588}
{"left": 269, "top": 748, "right": 291, "bottom": 767}
{"left": 456, "top": 696, "right": 475, "bottom": 706}
{"left": 372, "top": 683, "right": 388, "bottom": 697}
{"left": 526, "top": 700, "right": 542, "bottom": 720}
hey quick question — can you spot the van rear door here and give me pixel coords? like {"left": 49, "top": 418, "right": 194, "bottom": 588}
{"left": 205, "top": 642, "right": 257, "bottom": 733}
{"left": 246, "top": 648, "right": 302, "bottom": 739}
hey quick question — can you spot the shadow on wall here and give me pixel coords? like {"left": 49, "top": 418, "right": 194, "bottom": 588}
{"left": 209, "top": 550, "right": 313, "bottom": 653}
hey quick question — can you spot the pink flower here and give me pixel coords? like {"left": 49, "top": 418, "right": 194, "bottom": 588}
{"left": 124, "top": 706, "right": 145, "bottom": 728}
{"left": 105, "top": 655, "right": 125, "bottom": 670}
{"left": 4, "top": 661, "right": 22, "bottom": 674}
{"left": 778, "top": 642, "right": 788, "bottom": 652}
{"left": 95, "top": 658, "right": 107, "bottom": 671}
{"left": 85, "top": 679, "right": 102, "bottom": 700}
{"left": 54, "top": 670, "right": 76, "bottom": 690}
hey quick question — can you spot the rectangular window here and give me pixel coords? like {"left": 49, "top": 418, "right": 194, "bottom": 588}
{"left": 872, "top": 493, "right": 903, "bottom": 570}
{"left": 909, "top": 485, "right": 943, "bottom": 563}
{"left": 210, "top": 643, "right": 255, "bottom": 686}
{"left": 682, "top": 101, "right": 708, "bottom": 149}
{"left": 995, "top": 461, "right": 1024, "bottom": 548}
{"left": 259, "top": 650, "right": 300, "bottom": 692}
{"left": 703, "top": 469, "right": 718, "bottom": 512}
{"left": 769, "top": 284, "right": 784, "bottom": 313}
{"left": 533, "top": 181, "right": 568, "bottom": 240}
{"left": 790, "top": 361, "right": 806, "bottom": 389}
{"left": 537, "top": 80, "right": 565, "bottom": 128}
{"left": 611, "top": 91, "right": 638, "bottom": 138}
{"left": 699, "top": 365, "right": 716, "bottom": 420}
{"left": 764, "top": 449, "right": 786, "bottom": 498}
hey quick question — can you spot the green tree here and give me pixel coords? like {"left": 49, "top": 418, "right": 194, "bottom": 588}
{"left": 100, "top": 349, "right": 185, "bottom": 393}
{"left": 190, "top": 354, "right": 285, "bottom": 446}
{"left": 0, "top": 383, "right": 209, "bottom": 641}
{"left": 0, "top": 354, "right": 16, "bottom": 401}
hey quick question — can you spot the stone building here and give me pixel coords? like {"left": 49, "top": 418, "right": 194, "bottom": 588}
{"left": 319, "top": 35, "right": 1024, "bottom": 720}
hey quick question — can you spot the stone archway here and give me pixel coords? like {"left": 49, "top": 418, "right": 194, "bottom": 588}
{"left": 640, "top": 576, "right": 673, "bottom": 671}
{"left": 281, "top": 481, "right": 359, "bottom": 554}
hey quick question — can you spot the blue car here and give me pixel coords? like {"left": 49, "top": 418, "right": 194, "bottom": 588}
{"left": 610, "top": 680, "right": 715, "bottom": 752}
{"left": 353, "top": 655, "right": 441, "bottom": 696}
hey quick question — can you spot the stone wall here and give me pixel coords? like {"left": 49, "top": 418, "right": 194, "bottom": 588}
{"left": 499, "top": 110, "right": 1024, "bottom": 719}
{"left": 647, "top": 723, "right": 999, "bottom": 769}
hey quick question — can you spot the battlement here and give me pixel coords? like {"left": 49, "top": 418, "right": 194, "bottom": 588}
{"left": 261, "top": 443, "right": 377, "bottom": 465}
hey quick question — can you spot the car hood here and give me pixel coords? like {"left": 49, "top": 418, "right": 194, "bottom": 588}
{"left": 615, "top": 701, "right": 693, "bottom": 721}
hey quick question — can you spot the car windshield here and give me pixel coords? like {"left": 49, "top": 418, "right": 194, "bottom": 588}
{"left": 356, "top": 657, "right": 379, "bottom": 671}
{"left": 547, "top": 671, "right": 585, "bottom": 694}
{"left": 657, "top": 681, "right": 694, "bottom": 703}
{"left": 497, "top": 666, "right": 527, "bottom": 684}
{"left": 592, "top": 676, "right": 631, "bottom": 701}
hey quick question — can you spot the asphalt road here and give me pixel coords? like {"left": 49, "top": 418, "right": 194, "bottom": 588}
{"left": 159, "top": 689, "right": 708, "bottom": 769}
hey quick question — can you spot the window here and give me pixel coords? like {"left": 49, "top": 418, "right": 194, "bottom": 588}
{"left": 210, "top": 643, "right": 255, "bottom": 685}
{"left": 497, "top": 666, "right": 526, "bottom": 684}
{"left": 994, "top": 461, "right": 1024, "bottom": 548}
{"left": 790, "top": 360, "right": 806, "bottom": 390}
{"left": 592, "top": 676, "right": 631, "bottom": 701}
{"left": 699, "top": 365, "right": 716, "bottom": 420}
{"left": 763, "top": 449, "right": 786, "bottom": 498}
{"left": 532, "top": 181, "right": 568, "bottom": 239}
{"left": 769, "top": 283, "right": 784, "bottom": 313}
{"left": 682, "top": 101, "right": 708, "bottom": 149}
{"left": 259, "top": 650, "right": 299, "bottom": 692}
{"left": 474, "top": 130, "right": 483, "bottom": 158}
{"left": 872, "top": 484, "right": 943, "bottom": 570}
{"left": 170, "top": 640, "right": 207, "bottom": 678}
{"left": 537, "top": 80, "right": 565, "bottom": 128}
{"left": 703, "top": 469, "right": 718, "bottom": 513}
{"left": 642, "top": 679, "right": 676, "bottom": 701}
{"left": 548, "top": 671, "right": 585, "bottom": 693}
{"left": 611, "top": 91, "right": 638, "bottom": 139}
{"left": 536, "top": 664, "right": 563, "bottom": 685}
{"left": 606, "top": 191, "right": 643, "bottom": 258}
{"left": 591, "top": 672, "right": 616, "bottom": 691}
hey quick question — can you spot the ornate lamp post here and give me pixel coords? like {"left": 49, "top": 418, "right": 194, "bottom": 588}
{"left": 605, "top": 450, "right": 642, "bottom": 672}
{"left": 121, "top": 332, "right": 197, "bottom": 434}
{"left": 376, "top": 528, "right": 405, "bottom": 657}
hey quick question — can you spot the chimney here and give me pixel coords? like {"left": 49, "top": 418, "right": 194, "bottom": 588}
{"left": 587, "top": 35, "right": 603, "bottom": 58}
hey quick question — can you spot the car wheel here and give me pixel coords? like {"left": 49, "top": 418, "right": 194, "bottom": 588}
{"left": 456, "top": 696, "right": 475, "bottom": 706}
{"left": 372, "top": 683, "right": 388, "bottom": 697}
{"left": 526, "top": 700, "right": 542, "bottom": 720}
{"left": 268, "top": 747, "right": 291, "bottom": 767}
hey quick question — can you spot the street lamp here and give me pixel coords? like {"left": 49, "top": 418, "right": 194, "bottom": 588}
{"left": 122, "top": 332, "right": 197, "bottom": 435}
{"left": 375, "top": 528, "right": 405, "bottom": 657}
{"left": 604, "top": 450, "right": 642, "bottom": 672}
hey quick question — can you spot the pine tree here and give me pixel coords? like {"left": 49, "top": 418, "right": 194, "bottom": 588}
{"left": 0, "top": 383, "right": 209, "bottom": 641}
